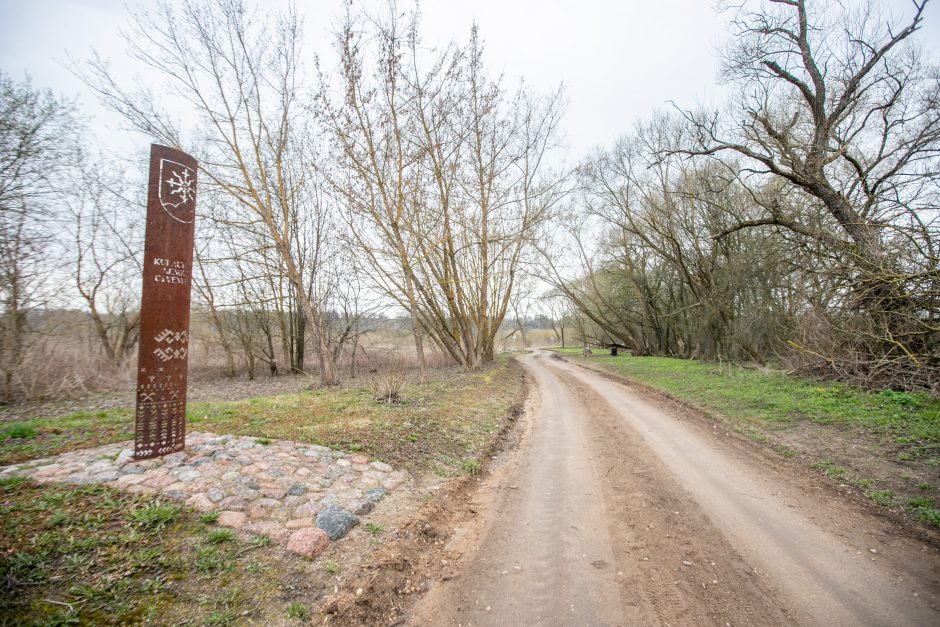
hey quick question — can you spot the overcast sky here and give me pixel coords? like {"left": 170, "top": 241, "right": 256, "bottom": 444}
{"left": 1, "top": 0, "right": 938, "bottom": 162}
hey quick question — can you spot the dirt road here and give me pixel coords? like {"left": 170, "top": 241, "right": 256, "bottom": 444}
{"left": 413, "top": 351, "right": 940, "bottom": 626}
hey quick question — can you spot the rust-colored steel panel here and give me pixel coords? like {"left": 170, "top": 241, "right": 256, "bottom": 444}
{"left": 133, "top": 144, "right": 198, "bottom": 460}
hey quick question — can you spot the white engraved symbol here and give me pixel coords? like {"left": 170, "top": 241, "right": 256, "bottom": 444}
{"left": 155, "top": 329, "right": 188, "bottom": 343}
{"left": 167, "top": 168, "right": 193, "bottom": 204}
{"left": 158, "top": 158, "right": 196, "bottom": 224}
{"left": 153, "top": 329, "right": 189, "bottom": 362}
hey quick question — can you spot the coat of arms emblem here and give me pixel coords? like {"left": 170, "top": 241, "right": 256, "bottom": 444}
{"left": 158, "top": 158, "right": 197, "bottom": 223}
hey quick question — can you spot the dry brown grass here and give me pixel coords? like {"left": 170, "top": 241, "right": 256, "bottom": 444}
{"left": 369, "top": 371, "right": 404, "bottom": 403}
{"left": 7, "top": 338, "right": 135, "bottom": 401}
{"left": 5, "top": 321, "right": 491, "bottom": 404}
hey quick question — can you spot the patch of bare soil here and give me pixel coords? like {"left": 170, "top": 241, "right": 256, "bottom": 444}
{"left": 226, "top": 471, "right": 445, "bottom": 626}
{"left": 123, "top": 473, "right": 445, "bottom": 626}
{"left": 315, "top": 377, "right": 529, "bottom": 625}
{"left": 564, "top": 375, "right": 797, "bottom": 625}
{"left": 773, "top": 420, "right": 940, "bottom": 508}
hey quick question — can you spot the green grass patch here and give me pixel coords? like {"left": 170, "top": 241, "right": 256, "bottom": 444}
{"left": 287, "top": 601, "right": 310, "bottom": 621}
{"left": 809, "top": 459, "right": 876, "bottom": 490}
{"left": 1, "top": 422, "right": 38, "bottom": 440}
{"left": 205, "top": 529, "right": 235, "bottom": 544}
{"left": 0, "top": 479, "right": 329, "bottom": 624}
{"left": 128, "top": 503, "right": 180, "bottom": 531}
{"left": 811, "top": 458, "right": 849, "bottom": 482}
{"left": 0, "top": 362, "right": 524, "bottom": 477}
{"left": 0, "top": 407, "right": 133, "bottom": 466}
{"left": 461, "top": 459, "right": 481, "bottom": 475}
{"left": 868, "top": 489, "right": 896, "bottom": 506}
{"left": 906, "top": 496, "right": 940, "bottom": 525}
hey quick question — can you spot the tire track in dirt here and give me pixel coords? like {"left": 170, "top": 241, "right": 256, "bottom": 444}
{"left": 550, "top": 353, "right": 940, "bottom": 626}
{"left": 412, "top": 352, "right": 625, "bottom": 625}
{"left": 414, "top": 352, "right": 796, "bottom": 625}
{"left": 554, "top": 360, "right": 797, "bottom": 626}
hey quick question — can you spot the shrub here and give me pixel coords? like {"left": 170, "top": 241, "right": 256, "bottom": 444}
{"left": 370, "top": 370, "right": 404, "bottom": 404}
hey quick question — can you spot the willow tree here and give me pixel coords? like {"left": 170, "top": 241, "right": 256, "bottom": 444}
{"left": 681, "top": 0, "right": 940, "bottom": 387}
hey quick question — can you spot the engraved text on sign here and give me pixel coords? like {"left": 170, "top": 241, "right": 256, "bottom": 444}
{"left": 134, "top": 145, "right": 198, "bottom": 459}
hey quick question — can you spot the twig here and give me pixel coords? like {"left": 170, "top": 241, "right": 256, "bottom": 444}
{"left": 43, "top": 599, "right": 75, "bottom": 613}
{"left": 234, "top": 543, "right": 263, "bottom": 558}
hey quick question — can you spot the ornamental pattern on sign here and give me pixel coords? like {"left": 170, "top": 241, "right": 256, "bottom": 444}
{"left": 158, "top": 158, "right": 196, "bottom": 224}
{"left": 153, "top": 329, "right": 188, "bottom": 362}
{"left": 134, "top": 372, "right": 186, "bottom": 458}
{"left": 167, "top": 168, "right": 194, "bottom": 204}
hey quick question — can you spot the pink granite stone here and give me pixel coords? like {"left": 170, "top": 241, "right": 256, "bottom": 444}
{"left": 186, "top": 493, "right": 216, "bottom": 512}
{"left": 286, "top": 527, "right": 330, "bottom": 558}
{"left": 217, "top": 511, "right": 247, "bottom": 529}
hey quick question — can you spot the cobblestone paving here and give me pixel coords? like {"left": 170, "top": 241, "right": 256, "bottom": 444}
{"left": 0, "top": 432, "right": 407, "bottom": 549}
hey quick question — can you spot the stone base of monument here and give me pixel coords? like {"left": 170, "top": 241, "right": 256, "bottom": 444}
{"left": 0, "top": 433, "right": 406, "bottom": 550}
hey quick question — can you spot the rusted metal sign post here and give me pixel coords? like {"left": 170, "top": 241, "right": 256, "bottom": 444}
{"left": 134, "top": 145, "right": 198, "bottom": 460}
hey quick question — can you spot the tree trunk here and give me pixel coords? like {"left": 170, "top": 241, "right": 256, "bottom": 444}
{"left": 349, "top": 332, "right": 358, "bottom": 379}
{"left": 1, "top": 274, "right": 26, "bottom": 403}
{"left": 266, "top": 330, "right": 277, "bottom": 377}
{"left": 89, "top": 309, "right": 117, "bottom": 362}
{"left": 277, "top": 242, "right": 336, "bottom": 385}
{"left": 292, "top": 307, "right": 306, "bottom": 374}
{"left": 244, "top": 349, "right": 256, "bottom": 381}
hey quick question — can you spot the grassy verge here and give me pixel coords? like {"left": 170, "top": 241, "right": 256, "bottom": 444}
{"left": 0, "top": 359, "right": 525, "bottom": 624}
{"left": 0, "top": 477, "right": 319, "bottom": 625}
{"left": 553, "top": 348, "right": 940, "bottom": 526}
{"left": 0, "top": 360, "right": 523, "bottom": 477}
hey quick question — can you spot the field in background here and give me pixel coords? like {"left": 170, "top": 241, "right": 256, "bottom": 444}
{"left": 552, "top": 348, "right": 940, "bottom": 527}
{"left": 3, "top": 311, "right": 554, "bottom": 403}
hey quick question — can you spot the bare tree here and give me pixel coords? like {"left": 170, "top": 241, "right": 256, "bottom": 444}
{"left": 540, "top": 289, "right": 573, "bottom": 348}
{"left": 322, "top": 6, "right": 567, "bottom": 369}
{"left": 192, "top": 237, "right": 238, "bottom": 377}
{"left": 679, "top": 0, "right": 939, "bottom": 384}
{"left": 505, "top": 277, "right": 538, "bottom": 349}
{"left": 81, "top": 0, "right": 340, "bottom": 385}
{"left": 318, "top": 6, "right": 431, "bottom": 371}
{"left": 69, "top": 158, "right": 143, "bottom": 363}
{"left": 541, "top": 113, "right": 803, "bottom": 362}
{"left": 0, "top": 72, "right": 83, "bottom": 401}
